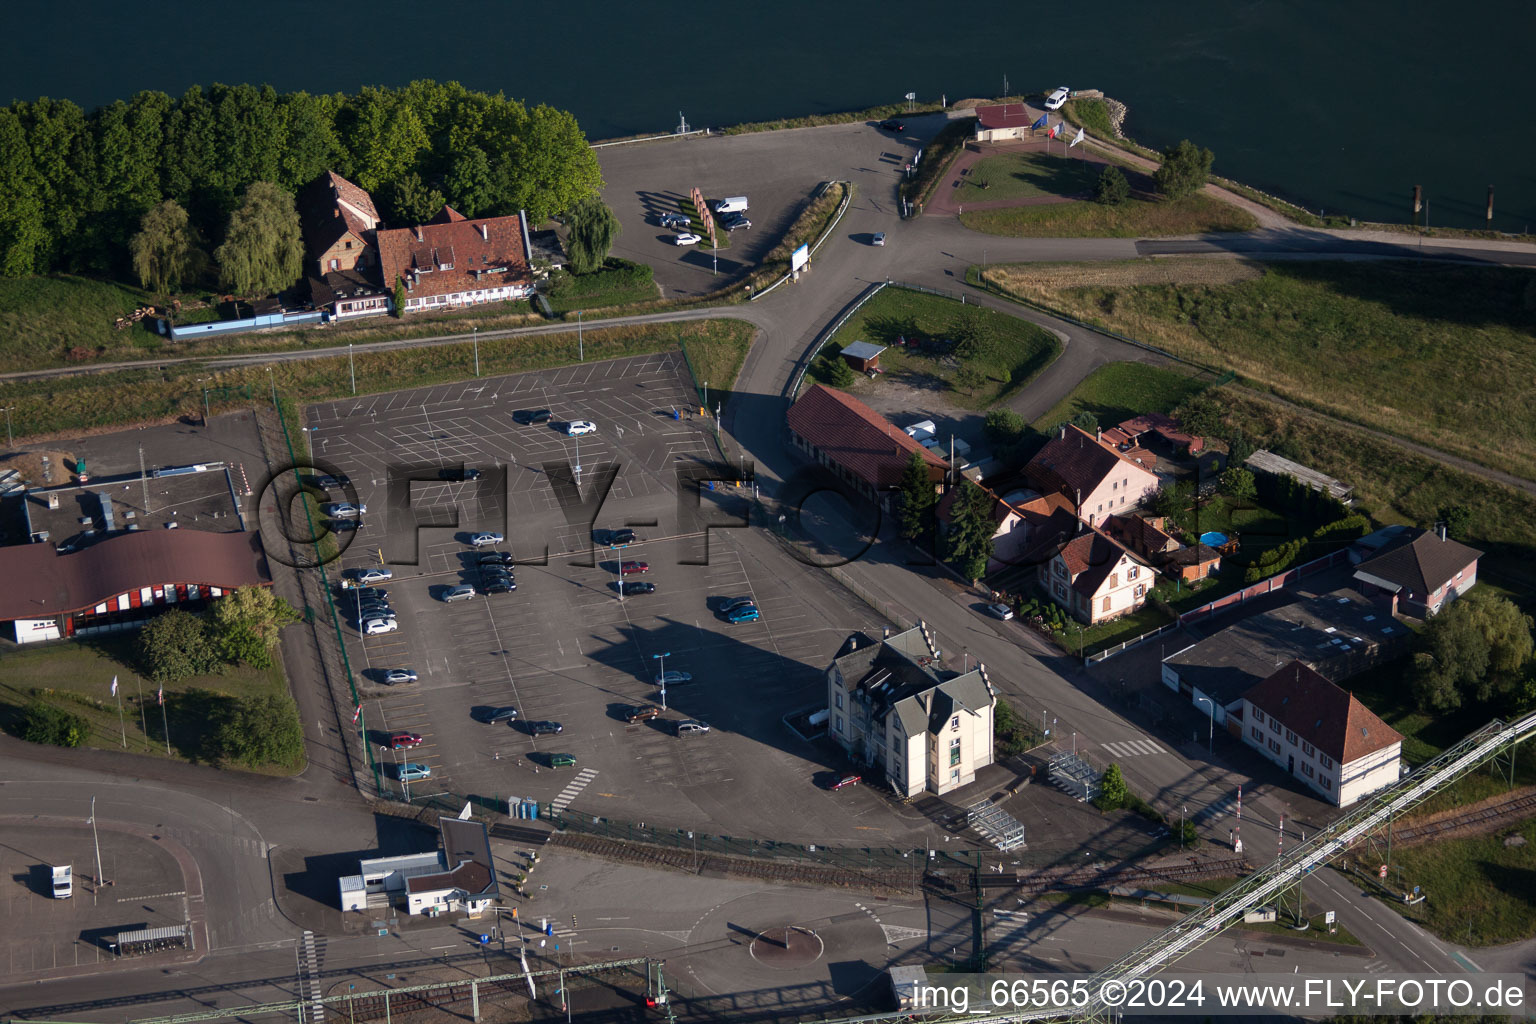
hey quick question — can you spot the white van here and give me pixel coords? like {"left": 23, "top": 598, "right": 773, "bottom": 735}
{"left": 51, "top": 864, "right": 72, "bottom": 899}
{"left": 713, "top": 196, "right": 749, "bottom": 215}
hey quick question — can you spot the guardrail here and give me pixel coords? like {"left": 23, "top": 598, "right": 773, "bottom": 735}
{"left": 590, "top": 128, "right": 712, "bottom": 148}
{"left": 750, "top": 180, "right": 854, "bottom": 303}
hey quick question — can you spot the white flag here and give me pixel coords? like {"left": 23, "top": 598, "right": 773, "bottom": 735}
{"left": 1070, "top": 126, "right": 1086, "bottom": 148}
{"left": 458, "top": 801, "right": 473, "bottom": 820}
{"left": 110, "top": 675, "right": 118, "bottom": 697}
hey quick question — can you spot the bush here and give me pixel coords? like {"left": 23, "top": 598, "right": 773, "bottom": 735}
{"left": 214, "top": 694, "right": 305, "bottom": 769}
{"left": 993, "top": 699, "right": 1037, "bottom": 757}
{"left": 810, "top": 349, "right": 856, "bottom": 388}
{"left": 1095, "top": 166, "right": 1131, "bottom": 206}
{"left": 1153, "top": 139, "right": 1214, "bottom": 200}
{"left": 984, "top": 409, "right": 1027, "bottom": 445}
{"left": 138, "top": 609, "right": 221, "bottom": 683}
{"left": 1096, "top": 763, "right": 1129, "bottom": 810}
{"left": 20, "top": 701, "right": 90, "bottom": 747}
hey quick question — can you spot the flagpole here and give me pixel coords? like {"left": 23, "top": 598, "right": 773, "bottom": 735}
{"left": 113, "top": 677, "right": 126, "bottom": 748}
{"left": 136, "top": 677, "right": 148, "bottom": 748}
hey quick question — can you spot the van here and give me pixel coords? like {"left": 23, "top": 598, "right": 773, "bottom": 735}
{"left": 51, "top": 864, "right": 72, "bottom": 899}
{"left": 713, "top": 196, "right": 749, "bottom": 215}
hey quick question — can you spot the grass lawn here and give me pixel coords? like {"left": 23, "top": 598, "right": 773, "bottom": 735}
{"left": 0, "top": 275, "right": 165, "bottom": 371}
{"left": 541, "top": 261, "right": 660, "bottom": 315}
{"left": 1062, "top": 602, "right": 1174, "bottom": 657}
{"left": 823, "top": 286, "right": 1061, "bottom": 410}
{"left": 961, "top": 192, "right": 1257, "bottom": 238}
{"left": 1202, "top": 388, "right": 1536, "bottom": 595}
{"left": 682, "top": 326, "right": 755, "bottom": 415}
{"left": 955, "top": 151, "right": 1103, "bottom": 204}
{"left": 5, "top": 319, "right": 757, "bottom": 442}
{"left": 0, "top": 636, "right": 301, "bottom": 774}
{"left": 988, "top": 258, "right": 1536, "bottom": 482}
{"left": 1030, "top": 361, "right": 1210, "bottom": 432}
{"left": 1385, "top": 817, "right": 1536, "bottom": 945}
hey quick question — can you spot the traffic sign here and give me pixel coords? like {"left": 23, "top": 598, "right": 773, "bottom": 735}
{"left": 1379, "top": 864, "right": 1389, "bottom": 879}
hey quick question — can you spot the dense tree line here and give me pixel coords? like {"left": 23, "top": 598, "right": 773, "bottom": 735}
{"left": 0, "top": 80, "right": 603, "bottom": 280}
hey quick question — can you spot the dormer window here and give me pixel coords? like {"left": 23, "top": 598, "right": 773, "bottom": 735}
{"left": 950, "top": 716, "right": 960, "bottom": 730}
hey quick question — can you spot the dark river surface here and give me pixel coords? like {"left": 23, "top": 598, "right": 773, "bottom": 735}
{"left": 5, "top": 0, "right": 1534, "bottom": 228}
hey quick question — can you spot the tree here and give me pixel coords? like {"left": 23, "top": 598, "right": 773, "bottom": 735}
{"left": 1095, "top": 165, "right": 1130, "bottom": 206}
{"left": 392, "top": 275, "right": 408, "bottom": 317}
{"left": 384, "top": 171, "right": 445, "bottom": 227}
{"left": 952, "top": 365, "right": 986, "bottom": 395}
{"left": 211, "top": 585, "right": 299, "bottom": 668}
{"left": 506, "top": 104, "right": 605, "bottom": 224}
{"left": 1412, "top": 591, "right": 1535, "bottom": 711}
{"left": 20, "top": 702, "right": 90, "bottom": 748}
{"left": 130, "top": 199, "right": 206, "bottom": 296}
{"left": 993, "top": 699, "right": 1034, "bottom": 757}
{"left": 215, "top": 181, "right": 302, "bottom": 297}
{"left": 1221, "top": 466, "right": 1257, "bottom": 502}
{"left": 815, "top": 351, "right": 856, "bottom": 387}
{"left": 137, "top": 609, "right": 220, "bottom": 683}
{"left": 1098, "top": 763, "right": 1129, "bottom": 810}
{"left": 0, "top": 108, "right": 48, "bottom": 275}
{"left": 897, "top": 449, "right": 938, "bottom": 540}
{"left": 565, "top": 195, "right": 621, "bottom": 274}
{"left": 945, "top": 480, "right": 996, "bottom": 582}
{"left": 215, "top": 694, "right": 305, "bottom": 768}
{"left": 1438, "top": 504, "right": 1472, "bottom": 541}
{"left": 983, "top": 409, "right": 1026, "bottom": 445}
{"left": 1070, "top": 410, "right": 1099, "bottom": 432}
{"left": 1153, "top": 139, "right": 1214, "bottom": 200}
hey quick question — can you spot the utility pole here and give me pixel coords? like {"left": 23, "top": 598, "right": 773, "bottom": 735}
{"left": 138, "top": 444, "right": 151, "bottom": 513}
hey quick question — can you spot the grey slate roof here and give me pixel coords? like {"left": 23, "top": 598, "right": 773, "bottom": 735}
{"left": 1353, "top": 527, "right": 1481, "bottom": 596}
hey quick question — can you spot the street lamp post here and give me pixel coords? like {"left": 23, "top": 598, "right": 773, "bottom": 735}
{"left": 1181, "top": 805, "right": 1188, "bottom": 849}
{"left": 3, "top": 406, "right": 13, "bottom": 448}
{"left": 653, "top": 652, "right": 670, "bottom": 710}
{"left": 348, "top": 343, "right": 356, "bottom": 395}
{"left": 473, "top": 326, "right": 480, "bottom": 377}
{"left": 1196, "top": 697, "right": 1215, "bottom": 754}
{"left": 576, "top": 310, "right": 583, "bottom": 361}
{"left": 266, "top": 366, "right": 277, "bottom": 405}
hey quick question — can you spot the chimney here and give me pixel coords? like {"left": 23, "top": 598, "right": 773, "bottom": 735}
{"left": 479, "top": 223, "right": 489, "bottom": 241}
{"left": 1059, "top": 425, "right": 1066, "bottom": 440}
{"left": 415, "top": 226, "right": 423, "bottom": 242}
{"left": 1096, "top": 427, "right": 1102, "bottom": 443}
{"left": 1438, "top": 523, "right": 1446, "bottom": 541}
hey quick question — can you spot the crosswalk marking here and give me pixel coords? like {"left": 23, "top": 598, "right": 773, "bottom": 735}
{"left": 1100, "top": 739, "right": 1168, "bottom": 759}
{"left": 551, "top": 768, "right": 599, "bottom": 811}
{"left": 1194, "top": 793, "right": 1240, "bottom": 823}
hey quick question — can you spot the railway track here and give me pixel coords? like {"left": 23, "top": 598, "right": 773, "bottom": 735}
{"left": 1393, "top": 790, "right": 1536, "bottom": 845}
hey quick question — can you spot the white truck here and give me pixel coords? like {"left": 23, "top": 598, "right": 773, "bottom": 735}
{"left": 713, "top": 196, "right": 749, "bottom": 215}
{"left": 51, "top": 864, "right": 72, "bottom": 899}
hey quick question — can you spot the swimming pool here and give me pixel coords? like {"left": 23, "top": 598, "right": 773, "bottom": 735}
{"left": 1199, "top": 531, "right": 1229, "bottom": 547}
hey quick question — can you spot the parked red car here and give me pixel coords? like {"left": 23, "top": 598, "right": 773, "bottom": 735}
{"left": 829, "top": 773, "right": 862, "bottom": 791}
{"left": 389, "top": 732, "right": 423, "bottom": 749}
{"left": 620, "top": 561, "right": 650, "bottom": 575}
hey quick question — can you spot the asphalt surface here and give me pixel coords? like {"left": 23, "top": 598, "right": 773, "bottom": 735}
{"left": 5, "top": 113, "right": 1536, "bottom": 1018}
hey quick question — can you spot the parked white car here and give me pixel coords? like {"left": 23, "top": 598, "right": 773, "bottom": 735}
{"left": 1044, "top": 86, "right": 1070, "bottom": 110}
{"left": 322, "top": 502, "right": 366, "bottom": 519}
{"left": 354, "top": 568, "right": 393, "bottom": 584}
{"left": 566, "top": 420, "right": 597, "bottom": 437}
{"left": 673, "top": 233, "right": 702, "bottom": 246}
{"left": 470, "top": 532, "right": 505, "bottom": 547}
{"left": 363, "top": 618, "right": 398, "bottom": 635}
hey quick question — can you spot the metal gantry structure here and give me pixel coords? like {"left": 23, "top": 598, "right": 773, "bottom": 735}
{"left": 12, "top": 713, "right": 1534, "bottom": 1024}
{"left": 803, "top": 708, "right": 1536, "bottom": 1024}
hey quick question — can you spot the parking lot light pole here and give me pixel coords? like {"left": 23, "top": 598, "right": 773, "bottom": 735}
{"left": 473, "top": 326, "right": 480, "bottom": 377}
{"left": 3, "top": 406, "right": 13, "bottom": 448}
{"left": 576, "top": 311, "right": 583, "bottom": 361}
{"left": 348, "top": 343, "right": 356, "bottom": 395}
{"left": 1196, "top": 696, "right": 1215, "bottom": 754}
{"left": 654, "top": 652, "right": 670, "bottom": 710}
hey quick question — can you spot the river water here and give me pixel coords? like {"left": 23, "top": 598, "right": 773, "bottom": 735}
{"left": 5, "top": 0, "right": 1533, "bottom": 229}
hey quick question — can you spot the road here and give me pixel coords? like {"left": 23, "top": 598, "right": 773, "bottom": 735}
{"left": 5, "top": 114, "right": 1535, "bottom": 1018}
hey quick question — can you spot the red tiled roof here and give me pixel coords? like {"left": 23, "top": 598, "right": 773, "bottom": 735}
{"left": 1116, "top": 412, "right": 1204, "bottom": 452}
{"left": 976, "top": 104, "right": 1035, "bottom": 130}
{"left": 787, "top": 385, "right": 947, "bottom": 491}
{"left": 377, "top": 211, "right": 532, "bottom": 302}
{"left": 1057, "top": 527, "right": 1147, "bottom": 596}
{"left": 296, "top": 171, "right": 381, "bottom": 260}
{"left": 0, "top": 530, "right": 271, "bottom": 621}
{"left": 429, "top": 205, "right": 468, "bottom": 224}
{"left": 1027, "top": 425, "right": 1157, "bottom": 504}
{"left": 1244, "top": 661, "right": 1402, "bottom": 765}
{"left": 1101, "top": 513, "right": 1179, "bottom": 557}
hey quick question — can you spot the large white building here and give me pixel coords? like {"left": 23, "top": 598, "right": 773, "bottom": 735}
{"left": 338, "top": 817, "right": 499, "bottom": 917}
{"left": 826, "top": 624, "right": 996, "bottom": 798}
{"left": 1239, "top": 661, "right": 1403, "bottom": 808}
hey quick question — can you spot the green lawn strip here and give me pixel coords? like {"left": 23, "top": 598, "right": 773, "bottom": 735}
{"left": 0, "top": 275, "right": 165, "bottom": 369}
{"left": 765, "top": 182, "right": 848, "bottom": 264}
{"left": 1066, "top": 603, "right": 1176, "bottom": 657}
{"left": 1030, "top": 362, "right": 1209, "bottom": 433}
{"left": 541, "top": 261, "right": 661, "bottom": 315}
{"left": 721, "top": 101, "right": 945, "bottom": 135}
{"left": 956, "top": 151, "right": 1103, "bottom": 204}
{"left": 1003, "top": 259, "right": 1536, "bottom": 482}
{"left": 1382, "top": 818, "right": 1536, "bottom": 945}
{"left": 681, "top": 328, "right": 754, "bottom": 416}
{"left": 5, "top": 320, "right": 757, "bottom": 441}
{"left": 1205, "top": 388, "right": 1536, "bottom": 595}
{"left": 0, "top": 636, "right": 301, "bottom": 774}
{"left": 961, "top": 192, "right": 1257, "bottom": 238}
{"left": 823, "top": 286, "right": 1061, "bottom": 410}
{"left": 1062, "top": 98, "right": 1116, "bottom": 139}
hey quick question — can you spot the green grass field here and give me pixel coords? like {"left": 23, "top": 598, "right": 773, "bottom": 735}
{"left": 955, "top": 151, "right": 1103, "bottom": 203}
{"left": 5, "top": 319, "right": 757, "bottom": 442}
{"left": 993, "top": 259, "right": 1536, "bottom": 482}
{"left": 824, "top": 286, "right": 1061, "bottom": 409}
{"left": 0, "top": 636, "right": 301, "bottom": 774}
{"left": 1205, "top": 388, "right": 1536, "bottom": 595}
{"left": 961, "top": 192, "right": 1257, "bottom": 238}
{"left": 1030, "top": 361, "right": 1209, "bottom": 432}
{"left": 1386, "top": 817, "right": 1536, "bottom": 945}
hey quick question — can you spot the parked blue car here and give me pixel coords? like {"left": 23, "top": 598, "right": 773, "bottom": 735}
{"left": 725, "top": 605, "right": 760, "bottom": 624}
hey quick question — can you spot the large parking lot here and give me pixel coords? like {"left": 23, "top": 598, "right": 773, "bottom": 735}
{"left": 304, "top": 353, "right": 919, "bottom": 843}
